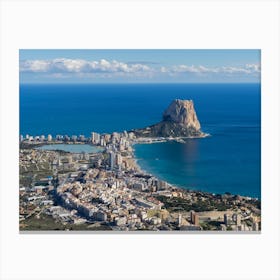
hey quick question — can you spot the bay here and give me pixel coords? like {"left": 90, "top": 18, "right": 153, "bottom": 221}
{"left": 20, "top": 83, "right": 261, "bottom": 197}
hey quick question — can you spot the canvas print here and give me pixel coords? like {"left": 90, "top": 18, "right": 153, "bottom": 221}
{"left": 19, "top": 50, "right": 261, "bottom": 232}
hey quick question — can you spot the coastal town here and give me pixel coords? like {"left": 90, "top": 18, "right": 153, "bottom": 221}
{"left": 19, "top": 130, "right": 261, "bottom": 232}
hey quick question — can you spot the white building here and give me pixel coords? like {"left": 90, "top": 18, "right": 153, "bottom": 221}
{"left": 115, "top": 216, "right": 127, "bottom": 226}
{"left": 110, "top": 151, "right": 116, "bottom": 170}
{"left": 253, "top": 222, "right": 259, "bottom": 231}
{"left": 116, "top": 153, "right": 122, "bottom": 166}
{"left": 91, "top": 132, "right": 100, "bottom": 144}
{"left": 100, "top": 138, "right": 106, "bottom": 147}
{"left": 178, "top": 213, "right": 182, "bottom": 227}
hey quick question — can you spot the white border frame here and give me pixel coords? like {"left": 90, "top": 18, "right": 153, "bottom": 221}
{"left": 1, "top": 1, "right": 280, "bottom": 280}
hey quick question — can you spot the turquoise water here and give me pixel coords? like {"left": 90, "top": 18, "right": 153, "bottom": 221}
{"left": 134, "top": 132, "right": 260, "bottom": 198}
{"left": 20, "top": 83, "right": 260, "bottom": 197}
{"left": 36, "top": 144, "right": 103, "bottom": 153}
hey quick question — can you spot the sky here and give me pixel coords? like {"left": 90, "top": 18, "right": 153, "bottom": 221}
{"left": 19, "top": 49, "right": 261, "bottom": 84}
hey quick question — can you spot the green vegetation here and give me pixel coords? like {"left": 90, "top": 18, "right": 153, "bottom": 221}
{"left": 156, "top": 195, "right": 230, "bottom": 212}
{"left": 20, "top": 143, "right": 43, "bottom": 149}
{"left": 132, "top": 120, "right": 203, "bottom": 138}
{"left": 227, "top": 225, "right": 233, "bottom": 231}
{"left": 20, "top": 214, "right": 112, "bottom": 231}
{"left": 200, "top": 222, "right": 212, "bottom": 230}
{"left": 91, "top": 197, "right": 102, "bottom": 204}
{"left": 19, "top": 175, "right": 33, "bottom": 187}
{"left": 20, "top": 162, "right": 53, "bottom": 184}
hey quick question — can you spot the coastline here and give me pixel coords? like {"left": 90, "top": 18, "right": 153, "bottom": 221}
{"left": 130, "top": 136, "right": 260, "bottom": 200}
{"left": 20, "top": 131, "right": 261, "bottom": 231}
{"left": 20, "top": 133, "right": 260, "bottom": 200}
{"left": 131, "top": 133, "right": 211, "bottom": 145}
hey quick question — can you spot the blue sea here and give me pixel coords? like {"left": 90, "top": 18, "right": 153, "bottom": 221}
{"left": 20, "top": 83, "right": 261, "bottom": 198}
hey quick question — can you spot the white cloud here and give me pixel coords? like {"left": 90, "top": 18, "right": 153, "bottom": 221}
{"left": 20, "top": 58, "right": 260, "bottom": 79}
{"left": 20, "top": 58, "right": 152, "bottom": 74}
{"left": 171, "top": 65, "right": 200, "bottom": 73}
{"left": 168, "top": 64, "right": 260, "bottom": 75}
{"left": 245, "top": 63, "right": 261, "bottom": 72}
{"left": 20, "top": 60, "right": 50, "bottom": 72}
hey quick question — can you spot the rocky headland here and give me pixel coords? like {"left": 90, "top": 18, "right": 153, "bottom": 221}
{"left": 131, "top": 99, "right": 208, "bottom": 138}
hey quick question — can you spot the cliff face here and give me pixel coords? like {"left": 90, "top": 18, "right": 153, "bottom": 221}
{"left": 132, "top": 99, "right": 205, "bottom": 138}
{"left": 162, "top": 99, "right": 201, "bottom": 131}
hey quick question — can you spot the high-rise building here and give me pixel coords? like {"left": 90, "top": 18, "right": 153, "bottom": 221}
{"left": 232, "top": 213, "right": 241, "bottom": 226}
{"left": 224, "top": 214, "right": 230, "bottom": 226}
{"left": 82, "top": 153, "right": 89, "bottom": 161}
{"left": 193, "top": 213, "right": 199, "bottom": 226}
{"left": 91, "top": 132, "right": 100, "bottom": 144}
{"left": 104, "top": 134, "right": 111, "bottom": 143}
{"left": 79, "top": 135, "right": 85, "bottom": 142}
{"left": 112, "top": 132, "right": 120, "bottom": 140}
{"left": 236, "top": 214, "right": 242, "bottom": 226}
{"left": 125, "top": 141, "right": 130, "bottom": 149}
{"left": 190, "top": 210, "right": 199, "bottom": 225}
{"left": 110, "top": 151, "right": 115, "bottom": 170}
{"left": 128, "top": 132, "right": 135, "bottom": 139}
{"left": 100, "top": 138, "right": 106, "bottom": 147}
{"left": 190, "top": 210, "right": 195, "bottom": 224}
{"left": 178, "top": 213, "right": 182, "bottom": 227}
{"left": 116, "top": 153, "right": 122, "bottom": 166}
{"left": 158, "top": 180, "right": 168, "bottom": 190}
{"left": 47, "top": 134, "right": 52, "bottom": 142}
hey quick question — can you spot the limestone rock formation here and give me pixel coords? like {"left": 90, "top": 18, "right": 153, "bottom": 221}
{"left": 131, "top": 99, "right": 206, "bottom": 138}
{"left": 163, "top": 99, "right": 201, "bottom": 130}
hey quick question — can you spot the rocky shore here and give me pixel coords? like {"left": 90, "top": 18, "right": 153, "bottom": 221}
{"left": 131, "top": 99, "right": 207, "bottom": 138}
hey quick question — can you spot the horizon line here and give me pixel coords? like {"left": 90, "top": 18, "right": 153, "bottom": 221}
{"left": 20, "top": 82, "right": 261, "bottom": 85}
